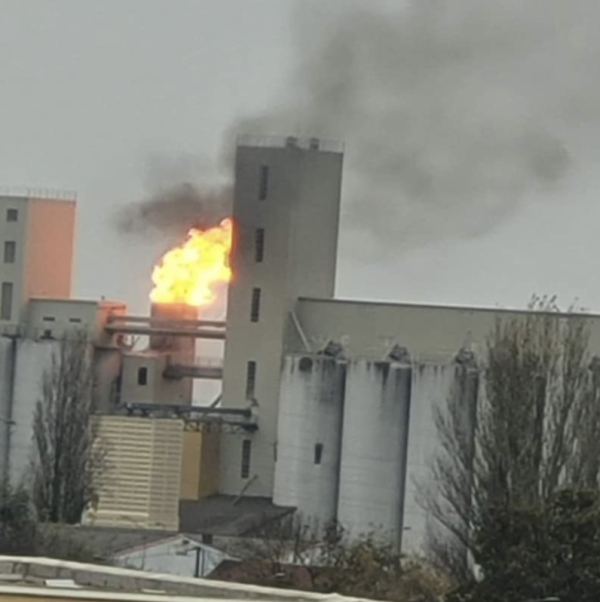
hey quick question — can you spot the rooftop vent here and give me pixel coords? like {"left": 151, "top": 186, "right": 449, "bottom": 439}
{"left": 285, "top": 136, "right": 298, "bottom": 148}
{"left": 455, "top": 347, "right": 476, "bottom": 366}
{"left": 388, "top": 345, "right": 410, "bottom": 363}
{"left": 309, "top": 137, "right": 320, "bottom": 150}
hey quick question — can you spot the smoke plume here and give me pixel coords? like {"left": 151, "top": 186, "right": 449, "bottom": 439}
{"left": 231, "top": 0, "right": 600, "bottom": 252}
{"left": 122, "top": 0, "right": 600, "bottom": 252}
{"left": 115, "top": 154, "right": 231, "bottom": 236}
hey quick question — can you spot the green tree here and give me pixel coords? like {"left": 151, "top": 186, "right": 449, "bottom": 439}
{"left": 31, "top": 332, "right": 104, "bottom": 524}
{"left": 420, "top": 296, "right": 600, "bottom": 578}
{"left": 452, "top": 489, "right": 600, "bottom": 602}
{"left": 0, "top": 483, "right": 36, "bottom": 555}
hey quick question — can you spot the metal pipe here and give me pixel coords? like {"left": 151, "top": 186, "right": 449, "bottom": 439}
{"left": 105, "top": 325, "right": 226, "bottom": 340}
{"left": 108, "top": 314, "right": 226, "bottom": 328}
{"left": 124, "top": 402, "right": 251, "bottom": 417}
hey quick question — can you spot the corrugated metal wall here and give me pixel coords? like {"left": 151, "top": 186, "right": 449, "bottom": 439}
{"left": 87, "top": 416, "right": 184, "bottom": 531}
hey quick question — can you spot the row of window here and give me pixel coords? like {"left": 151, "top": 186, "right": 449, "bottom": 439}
{"left": 4, "top": 241, "right": 15, "bottom": 264}
{"left": 238, "top": 166, "right": 268, "bottom": 479}
{"left": 239, "top": 440, "right": 325, "bottom": 480}
{"left": 0, "top": 282, "right": 12, "bottom": 321}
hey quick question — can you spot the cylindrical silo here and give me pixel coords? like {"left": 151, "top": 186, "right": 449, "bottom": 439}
{"left": 337, "top": 359, "right": 412, "bottom": 548}
{"left": 401, "top": 357, "right": 478, "bottom": 556}
{"left": 273, "top": 355, "right": 346, "bottom": 531}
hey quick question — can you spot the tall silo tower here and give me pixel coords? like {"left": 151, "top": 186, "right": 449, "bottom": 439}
{"left": 220, "top": 136, "right": 344, "bottom": 497}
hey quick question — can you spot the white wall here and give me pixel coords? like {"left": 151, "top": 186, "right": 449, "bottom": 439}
{"left": 273, "top": 356, "right": 345, "bottom": 531}
{"left": 10, "top": 339, "right": 56, "bottom": 485}
{"left": 337, "top": 360, "right": 412, "bottom": 549}
{"left": 401, "top": 362, "right": 458, "bottom": 555}
{"left": 220, "top": 141, "right": 343, "bottom": 497}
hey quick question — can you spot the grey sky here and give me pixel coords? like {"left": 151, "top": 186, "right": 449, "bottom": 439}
{"left": 1, "top": 0, "right": 599, "bottom": 314}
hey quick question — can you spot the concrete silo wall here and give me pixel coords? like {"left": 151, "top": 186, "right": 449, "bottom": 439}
{"left": 273, "top": 355, "right": 346, "bottom": 530}
{"left": 401, "top": 361, "right": 476, "bottom": 555}
{"left": 337, "top": 360, "right": 412, "bottom": 548}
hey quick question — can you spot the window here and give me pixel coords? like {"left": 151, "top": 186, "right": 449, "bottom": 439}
{"left": 250, "top": 288, "right": 261, "bottom": 322}
{"left": 138, "top": 367, "right": 148, "bottom": 386}
{"left": 258, "top": 165, "right": 269, "bottom": 200}
{"left": 255, "top": 228, "right": 265, "bottom": 263}
{"left": 241, "top": 440, "right": 252, "bottom": 479}
{"left": 42, "top": 316, "right": 55, "bottom": 322}
{"left": 245, "top": 361, "right": 257, "bottom": 399}
{"left": 6, "top": 209, "right": 17, "bottom": 222}
{"left": 314, "top": 443, "right": 324, "bottom": 465}
{"left": 0, "top": 282, "right": 12, "bottom": 320}
{"left": 3, "top": 241, "right": 15, "bottom": 264}
{"left": 69, "top": 317, "right": 82, "bottom": 323}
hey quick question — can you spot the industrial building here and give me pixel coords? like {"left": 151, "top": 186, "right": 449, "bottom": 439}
{"left": 4, "top": 137, "right": 600, "bottom": 556}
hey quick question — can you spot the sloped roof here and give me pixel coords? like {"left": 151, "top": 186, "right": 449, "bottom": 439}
{"left": 179, "top": 495, "right": 294, "bottom": 536}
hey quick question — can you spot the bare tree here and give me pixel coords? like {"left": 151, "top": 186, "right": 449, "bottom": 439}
{"left": 420, "top": 295, "right": 600, "bottom": 578}
{"left": 31, "top": 331, "right": 104, "bottom": 524}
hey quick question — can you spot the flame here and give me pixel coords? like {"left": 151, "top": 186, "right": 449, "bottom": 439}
{"left": 150, "top": 218, "right": 233, "bottom": 307}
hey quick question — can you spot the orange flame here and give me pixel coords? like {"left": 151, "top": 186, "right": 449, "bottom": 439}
{"left": 150, "top": 218, "right": 233, "bottom": 307}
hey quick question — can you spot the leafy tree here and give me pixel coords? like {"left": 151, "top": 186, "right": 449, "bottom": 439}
{"left": 242, "top": 517, "right": 452, "bottom": 601}
{"left": 0, "top": 483, "right": 36, "bottom": 554}
{"left": 31, "top": 331, "right": 104, "bottom": 524}
{"left": 0, "top": 484, "right": 99, "bottom": 562}
{"left": 420, "top": 295, "right": 600, "bottom": 580}
{"left": 451, "top": 489, "right": 600, "bottom": 602}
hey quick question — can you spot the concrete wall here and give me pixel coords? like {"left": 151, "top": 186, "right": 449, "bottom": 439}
{"left": 337, "top": 360, "right": 412, "bottom": 549}
{"left": 0, "top": 338, "right": 16, "bottom": 481}
{"left": 93, "top": 348, "right": 123, "bottom": 411}
{"left": 0, "top": 195, "right": 75, "bottom": 329}
{"left": 295, "top": 297, "right": 600, "bottom": 360}
{"left": 220, "top": 140, "right": 343, "bottom": 497}
{"left": 180, "top": 429, "right": 220, "bottom": 501}
{"left": 10, "top": 340, "right": 56, "bottom": 485}
{"left": 401, "top": 362, "right": 458, "bottom": 555}
{"left": 0, "top": 196, "right": 30, "bottom": 327}
{"left": 273, "top": 355, "right": 345, "bottom": 530}
{"left": 23, "top": 198, "right": 75, "bottom": 303}
{"left": 25, "top": 299, "right": 99, "bottom": 340}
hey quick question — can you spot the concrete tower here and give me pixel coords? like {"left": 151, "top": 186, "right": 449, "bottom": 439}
{"left": 0, "top": 193, "right": 76, "bottom": 327}
{"left": 220, "top": 136, "right": 344, "bottom": 496}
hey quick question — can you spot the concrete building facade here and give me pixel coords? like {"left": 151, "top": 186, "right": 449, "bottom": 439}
{"left": 218, "top": 138, "right": 600, "bottom": 554}
{"left": 220, "top": 136, "right": 344, "bottom": 497}
{"left": 0, "top": 193, "right": 76, "bottom": 327}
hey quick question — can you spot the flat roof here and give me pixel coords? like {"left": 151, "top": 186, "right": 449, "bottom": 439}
{"left": 0, "top": 556, "right": 371, "bottom": 602}
{"left": 298, "top": 296, "right": 600, "bottom": 320}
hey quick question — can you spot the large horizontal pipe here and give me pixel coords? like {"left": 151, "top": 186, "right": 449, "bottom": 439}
{"left": 105, "top": 324, "right": 226, "bottom": 340}
{"left": 108, "top": 314, "right": 226, "bottom": 328}
{"left": 123, "top": 402, "right": 252, "bottom": 418}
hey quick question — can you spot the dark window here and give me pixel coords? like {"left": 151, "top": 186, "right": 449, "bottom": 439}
{"left": 250, "top": 288, "right": 261, "bottom": 322}
{"left": 42, "top": 316, "right": 55, "bottom": 322}
{"left": 3, "top": 241, "right": 15, "bottom": 264}
{"left": 259, "top": 165, "right": 269, "bottom": 200}
{"left": 241, "top": 440, "right": 252, "bottom": 479}
{"left": 69, "top": 318, "right": 82, "bottom": 323}
{"left": 246, "top": 361, "right": 257, "bottom": 399}
{"left": 314, "top": 443, "right": 324, "bottom": 465}
{"left": 138, "top": 367, "right": 148, "bottom": 386}
{"left": 255, "top": 228, "right": 265, "bottom": 263}
{"left": 0, "top": 282, "right": 12, "bottom": 320}
{"left": 6, "top": 209, "right": 17, "bottom": 222}
{"left": 273, "top": 442, "right": 278, "bottom": 462}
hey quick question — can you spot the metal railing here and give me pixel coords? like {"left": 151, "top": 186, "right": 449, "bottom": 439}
{"left": 0, "top": 186, "right": 77, "bottom": 200}
{"left": 236, "top": 134, "right": 344, "bottom": 153}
